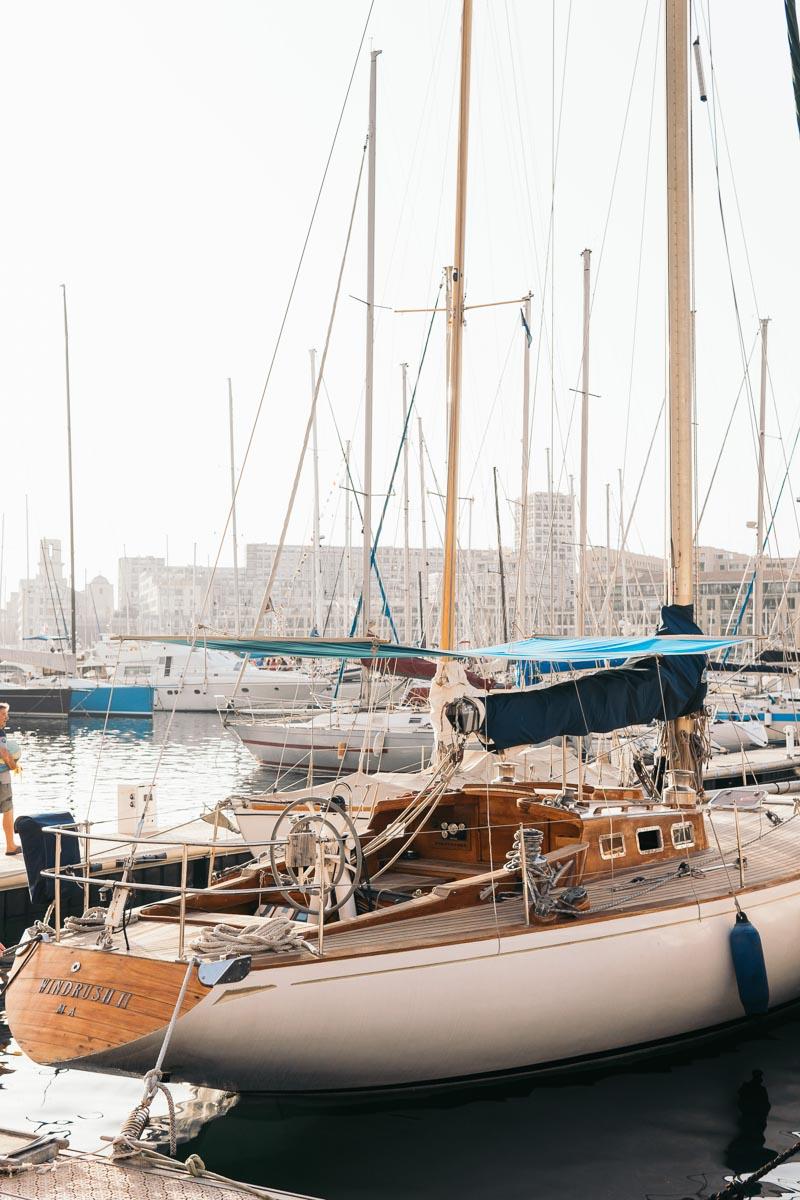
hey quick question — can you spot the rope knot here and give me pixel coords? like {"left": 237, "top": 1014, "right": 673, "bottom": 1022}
{"left": 186, "top": 1153, "right": 206, "bottom": 1177}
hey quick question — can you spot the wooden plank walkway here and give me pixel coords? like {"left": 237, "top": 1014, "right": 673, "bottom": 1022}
{"left": 0, "top": 1145, "right": 319, "bottom": 1199}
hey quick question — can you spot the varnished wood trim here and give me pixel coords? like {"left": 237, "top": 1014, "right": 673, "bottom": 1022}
{"left": 6, "top": 942, "right": 206, "bottom": 1067}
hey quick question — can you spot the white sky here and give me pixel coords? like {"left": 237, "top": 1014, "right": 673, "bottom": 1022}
{"left": 2, "top": 0, "right": 799, "bottom": 604}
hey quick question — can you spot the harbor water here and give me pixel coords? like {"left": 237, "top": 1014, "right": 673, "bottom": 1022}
{"left": 3, "top": 715, "right": 800, "bottom": 1198}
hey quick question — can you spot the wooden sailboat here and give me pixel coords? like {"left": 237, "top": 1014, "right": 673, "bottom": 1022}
{"left": 9, "top": 0, "right": 800, "bottom": 1095}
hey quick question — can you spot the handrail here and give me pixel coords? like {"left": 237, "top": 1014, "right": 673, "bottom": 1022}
{"left": 38, "top": 824, "right": 287, "bottom": 852}
{"left": 40, "top": 867, "right": 323, "bottom": 898}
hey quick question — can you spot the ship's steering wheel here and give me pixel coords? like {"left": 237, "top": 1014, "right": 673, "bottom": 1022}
{"left": 268, "top": 797, "right": 364, "bottom": 917}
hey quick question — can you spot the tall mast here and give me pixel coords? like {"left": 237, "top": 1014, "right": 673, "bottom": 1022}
{"left": 24, "top": 495, "right": 29, "bottom": 640}
{"left": 418, "top": 417, "right": 429, "bottom": 640}
{"left": 666, "top": 0, "right": 693, "bottom": 611}
{"left": 227, "top": 378, "right": 241, "bottom": 636}
{"left": 401, "top": 362, "right": 412, "bottom": 642}
{"left": 665, "top": 0, "right": 694, "bottom": 766}
{"left": 605, "top": 482, "right": 612, "bottom": 634}
{"left": 514, "top": 292, "right": 532, "bottom": 637}
{"left": 309, "top": 348, "right": 321, "bottom": 634}
{"left": 493, "top": 466, "right": 509, "bottom": 642}
{"left": 362, "top": 48, "right": 380, "bottom": 636}
{"left": 577, "top": 249, "right": 591, "bottom": 635}
{"left": 61, "top": 285, "right": 77, "bottom": 655}
{"left": 754, "top": 318, "right": 769, "bottom": 640}
{"left": 440, "top": 0, "right": 473, "bottom": 651}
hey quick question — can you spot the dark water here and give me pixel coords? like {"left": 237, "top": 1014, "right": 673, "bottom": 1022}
{"left": 2, "top": 715, "right": 800, "bottom": 1198}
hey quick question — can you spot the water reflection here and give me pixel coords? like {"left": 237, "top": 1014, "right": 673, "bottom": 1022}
{"left": 725, "top": 1069, "right": 778, "bottom": 1177}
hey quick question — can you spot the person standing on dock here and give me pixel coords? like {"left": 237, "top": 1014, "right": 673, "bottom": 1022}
{"left": 0, "top": 703, "right": 20, "bottom": 855}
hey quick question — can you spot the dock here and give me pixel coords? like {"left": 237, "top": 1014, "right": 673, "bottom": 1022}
{"left": 704, "top": 745, "right": 800, "bottom": 789}
{"left": 0, "top": 1134, "right": 319, "bottom": 1199}
{"left": 0, "top": 815, "right": 249, "bottom": 946}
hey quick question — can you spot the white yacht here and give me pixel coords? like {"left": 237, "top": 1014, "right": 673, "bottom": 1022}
{"left": 228, "top": 705, "right": 434, "bottom": 776}
{"left": 84, "top": 640, "right": 341, "bottom": 714}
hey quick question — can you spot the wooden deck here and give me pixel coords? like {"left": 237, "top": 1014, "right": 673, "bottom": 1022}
{"left": 52, "top": 807, "right": 800, "bottom": 968}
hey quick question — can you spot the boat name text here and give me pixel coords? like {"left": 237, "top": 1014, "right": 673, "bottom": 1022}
{"left": 38, "top": 977, "right": 132, "bottom": 1009}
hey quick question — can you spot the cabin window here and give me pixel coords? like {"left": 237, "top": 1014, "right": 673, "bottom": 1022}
{"left": 671, "top": 822, "right": 695, "bottom": 848}
{"left": 636, "top": 826, "right": 664, "bottom": 854}
{"left": 164, "top": 656, "right": 172, "bottom": 677}
{"left": 599, "top": 832, "right": 625, "bottom": 860}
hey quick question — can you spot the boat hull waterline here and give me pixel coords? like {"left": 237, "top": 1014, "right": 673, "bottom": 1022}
{"left": 10, "top": 878, "right": 800, "bottom": 1093}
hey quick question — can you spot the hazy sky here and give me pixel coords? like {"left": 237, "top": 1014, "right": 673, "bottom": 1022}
{"left": 2, "top": 0, "right": 799, "bottom": 606}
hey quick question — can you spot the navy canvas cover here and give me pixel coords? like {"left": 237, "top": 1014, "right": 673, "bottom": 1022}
{"left": 15, "top": 811, "right": 81, "bottom": 904}
{"left": 482, "top": 604, "right": 707, "bottom": 752}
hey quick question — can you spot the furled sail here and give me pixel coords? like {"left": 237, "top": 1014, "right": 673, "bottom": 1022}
{"left": 480, "top": 604, "right": 707, "bottom": 753}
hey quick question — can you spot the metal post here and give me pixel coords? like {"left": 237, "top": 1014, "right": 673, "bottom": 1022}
{"left": 61, "top": 285, "right": 77, "bottom": 656}
{"left": 309, "top": 349, "right": 321, "bottom": 635}
{"left": 83, "top": 819, "right": 91, "bottom": 912}
{"left": 207, "top": 804, "right": 221, "bottom": 887}
{"left": 514, "top": 293, "right": 532, "bottom": 637}
{"left": 519, "top": 823, "right": 530, "bottom": 925}
{"left": 734, "top": 802, "right": 745, "bottom": 889}
{"left": 578, "top": 250, "right": 591, "bottom": 636}
{"left": 54, "top": 831, "right": 62, "bottom": 941}
{"left": 754, "top": 318, "right": 770, "bottom": 640}
{"left": 362, "top": 48, "right": 381, "bottom": 636}
{"left": 401, "top": 362, "right": 412, "bottom": 642}
{"left": 317, "top": 836, "right": 325, "bottom": 957}
{"left": 440, "top": 0, "right": 473, "bottom": 652}
{"left": 178, "top": 844, "right": 188, "bottom": 958}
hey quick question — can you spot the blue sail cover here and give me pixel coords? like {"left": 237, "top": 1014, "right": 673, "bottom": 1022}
{"left": 481, "top": 604, "right": 708, "bottom": 752}
{"left": 153, "top": 620, "right": 737, "bottom": 664}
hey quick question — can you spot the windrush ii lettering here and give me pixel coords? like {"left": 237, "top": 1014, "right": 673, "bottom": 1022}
{"left": 38, "top": 977, "right": 132, "bottom": 1010}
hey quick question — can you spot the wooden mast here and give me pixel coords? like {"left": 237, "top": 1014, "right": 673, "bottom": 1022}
{"left": 440, "top": 0, "right": 473, "bottom": 651}
{"left": 665, "top": 0, "right": 694, "bottom": 768}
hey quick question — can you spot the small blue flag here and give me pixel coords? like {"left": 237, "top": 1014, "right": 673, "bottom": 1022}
{"left": 520, "top": 308, "right": 532, "bottom": 348}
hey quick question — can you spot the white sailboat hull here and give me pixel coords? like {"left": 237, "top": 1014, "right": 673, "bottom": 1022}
{"left": 229, "top": 714, "right": 434, "bottom": 776}
{"left": 82, "top": 877, "right": 800, "bottom": 1093}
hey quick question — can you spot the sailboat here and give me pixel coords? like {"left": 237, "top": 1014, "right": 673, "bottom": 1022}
{"left": 8, "top": 0, "right": 800, "bottom": 1095}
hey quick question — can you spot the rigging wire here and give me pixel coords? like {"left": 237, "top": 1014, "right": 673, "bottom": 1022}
{"left": 194, "top": 0, "right": 375, "bottom": 631}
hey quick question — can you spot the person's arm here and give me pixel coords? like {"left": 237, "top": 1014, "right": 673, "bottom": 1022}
{"left": 0, "top": 747, "right": 15, "bottom": 770}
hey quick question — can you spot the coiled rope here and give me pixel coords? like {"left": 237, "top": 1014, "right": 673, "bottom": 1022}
{"left": 189, "top": 917, "right": 307, "bottom": 957}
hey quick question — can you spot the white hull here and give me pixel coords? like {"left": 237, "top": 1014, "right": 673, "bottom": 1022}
{"left": 709, "top": 718, "right": 770, "bottom": 752}
{"left": 152, "top": 673, "right": 329, "bottom": 714}
{"left": 80, "top": 875, "right": 800, "bottom": 1092}
{"left": 229, "top": 712, "right": 434, "bottom": 775}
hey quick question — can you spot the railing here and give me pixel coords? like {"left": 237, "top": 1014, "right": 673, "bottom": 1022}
{"left": 36, "top": 823, "right": 319, "bottom": 958}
